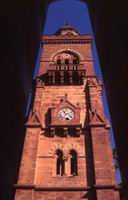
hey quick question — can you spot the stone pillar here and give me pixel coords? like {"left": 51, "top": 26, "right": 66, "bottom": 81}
{"left": 51, "top": 72, "right": 55, "bottom": 84}
{"left": 69, "top": 71, "right": 73, "bottom": 84}
{"left": 53, "top": 155, "right": 57, "bottom": 177}
{"left": 50, "top": 127, "right": 55, "bottom": 136}
{"left": 63, "top": 127, "right": 68, "bottom": 136}
{"left": 66, "top": 155, "right": 71, "bottom": 177}
{"left": 48, "top": 72, "right": 52, "bottom": 84}
{"left": 60, "top": 71, "right": 64, "bottom": 84}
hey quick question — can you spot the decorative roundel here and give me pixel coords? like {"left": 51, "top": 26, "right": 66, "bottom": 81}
{"left": 55, "top": 53, "right": 74, "bottom": 61}
{"left": 61, "top": 53, "right": 71, "bottom": 58}
{"left": 58, "top": 108, "right": 74, "bottom": 121}
{"left": 50, "top": 49, "right": 84, "bottom": 63}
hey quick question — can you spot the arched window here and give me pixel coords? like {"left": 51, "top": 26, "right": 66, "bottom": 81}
{"left": 56, "top": 59, "right": 61, "bottom": 70}
{"left": 65, "top": 59, "right": 69, "bottom": 64}
{"left": 56, "top": 150, "right": 65, "bottom": 176}
{"left": 73, "top": 59, "right": 78, "bottom": 70}
{"left": 57, "top": 59, "right": 61, "bottom": 65}
{"left": 54, "top": 52, "right": 79, "bottom": 71}
{"left": 65, "top": 59, "right": 69, "bottom": 70}
{"left": 70, "top": 150, "right": 78, "bottom": 176}
{"left": 73, "top": 59, "right": 78, "bottom": 64}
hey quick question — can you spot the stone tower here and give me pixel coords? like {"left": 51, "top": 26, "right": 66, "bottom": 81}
{"left": 14, "top": 24, "right": 120, "bottom": 199}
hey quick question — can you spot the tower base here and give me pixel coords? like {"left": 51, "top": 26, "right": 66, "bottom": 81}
{"left": 14, "top": 185, "right": 120, "bottom": 200}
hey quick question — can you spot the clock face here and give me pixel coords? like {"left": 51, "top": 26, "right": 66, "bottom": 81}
{"left": 58, "top": 108, "right": 74, "bottom": 121}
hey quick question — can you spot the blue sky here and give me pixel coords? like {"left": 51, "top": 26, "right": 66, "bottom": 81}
{"left": 33, "top": 0, "right": 121, "bottom": 182}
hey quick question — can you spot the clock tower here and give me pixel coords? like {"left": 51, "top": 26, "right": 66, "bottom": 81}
{"left": 14, "top": 24, "right": 120, "bottom": 199}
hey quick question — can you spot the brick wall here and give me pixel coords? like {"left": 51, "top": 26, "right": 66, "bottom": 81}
{"left": 14, "top": 29, "right": 120, "bottom": 199}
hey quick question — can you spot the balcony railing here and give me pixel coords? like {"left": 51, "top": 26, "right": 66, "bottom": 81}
{"left": 48, "top": 63, "right": 85, "bottom": 71}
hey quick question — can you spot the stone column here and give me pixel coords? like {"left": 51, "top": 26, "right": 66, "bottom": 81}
{"left": 69, "top": 71, "right": 73, "bottom": 84}
{"left": 66, "top": 155, "right": 71, "bottom": 177}
{"left": 60, "top": 71, "right": 64, "bottom": 84}
{"left": 53, "top": 155, "right": 57, "bottom": 177}
{"left": 51, "top": 72, "right": 55, "bottom": 84}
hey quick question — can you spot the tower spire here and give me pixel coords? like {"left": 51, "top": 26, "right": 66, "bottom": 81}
{"left": 65, "top": 20, "right": 70, "bottom": 26}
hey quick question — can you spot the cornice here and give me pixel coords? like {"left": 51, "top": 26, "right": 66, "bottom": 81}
{"left": 14, "top": 184, "right": 121, "bottom": 191}
{"left": 41, "top": 35, "right": 92, "bottom": 44}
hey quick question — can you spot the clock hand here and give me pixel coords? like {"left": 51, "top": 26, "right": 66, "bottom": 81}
{"left": 63, "top": 110, "right": 67, "bottom": 115}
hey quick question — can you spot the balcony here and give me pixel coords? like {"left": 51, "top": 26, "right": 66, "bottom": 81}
{"left": 46, "top": 64, "right": 86, "bottom": 85}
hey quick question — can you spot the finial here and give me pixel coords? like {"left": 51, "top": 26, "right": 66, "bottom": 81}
{"left": 64, "top": 18, "right": 70, "bottom": 26}
{"left": 77, "top": 102, "right": 80, "bottom": 107}
{"left": 65, "top": 20, "right": 69, "bottom": 26}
